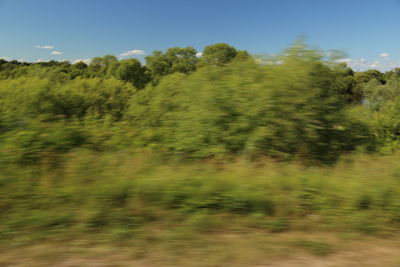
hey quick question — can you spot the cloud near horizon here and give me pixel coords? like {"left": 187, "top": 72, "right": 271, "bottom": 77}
{"left": 51, "top": 51, "right": 63, "bottom": 55}
{"left": 119, "top": 49, "right": 146, "bottom": 57}
{"left": 337, "top": 53, "right": 399, "bottom": 71}
{"left": 73, "top": 58, "right": 92, "bottom": 64}
{"left": 35, "top": 45, "right": 54, "bottom": 49}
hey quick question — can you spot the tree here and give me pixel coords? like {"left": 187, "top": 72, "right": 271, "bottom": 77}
{"left": 89, "top": 55, "right": 119, "bottom": 77}
{"left": 165, "top": 46, "right": 198, "bottom": 74}
{"left": 199, "top": 43, "right": 238, "bottom": 66}
{"left": 127, "top": 42, "right": 367, "bottom": 162}
{"left": 360, "top": 76, "right": 400, "bottom": 150}
{"left": 353, "top": 69, "right": 386, "bottom": 103}
{"left": 331, "top": 63, "right": 356, "bottom": 102}
{"left": 115, "top": 59, "right": 150, "bottom": 89}
{"left": 145, "top": 46, "right": 198, "bottom": 82}
{"left": 73, "top": 61, "right": 88, "bottom": 70}
{"left": 0, "top": 59, "right": 7, "bottom": 66}
{"left": 145, "top": 50, "right": 171, "bottom": 79}
{"left": 385, "top": 68, "right": 400, "bottom": 80}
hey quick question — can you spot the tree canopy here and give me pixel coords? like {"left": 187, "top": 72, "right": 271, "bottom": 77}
{"left": 0, "top": 41, "right": 396, "bottom": 164}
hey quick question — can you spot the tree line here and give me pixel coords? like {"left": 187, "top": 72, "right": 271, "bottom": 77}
{"left": 1, "top": 41, "right": 400, "bottom": 165}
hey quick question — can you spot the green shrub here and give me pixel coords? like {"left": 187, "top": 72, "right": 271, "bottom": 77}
{"left": 126, "top": 44, "right": 368, "bottom": 163}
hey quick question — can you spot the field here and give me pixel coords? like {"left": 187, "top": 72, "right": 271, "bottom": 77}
{"left": 1, "top": 39, "right": 400, "bottom": 266}
{"left": 1, "top": 152, "right": 400, "bottom": 265}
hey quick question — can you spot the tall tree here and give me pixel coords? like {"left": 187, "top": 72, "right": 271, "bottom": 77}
{"left": 199, "top": 43, "right": 238, "bottom": 66}
{"left": 89, "top": 55, "right": 119, "bottom": 77}
{"left": 145, "top": 46, "right": 198, "bottom": 82}
{"left": 115, "top": 59, "right": 150, "bottom": 89}
{"left": 165, "top": 46, "right": 198, "bottom": 74}
{"left": 353, "top": 69, "right": 386, "bottom": 103}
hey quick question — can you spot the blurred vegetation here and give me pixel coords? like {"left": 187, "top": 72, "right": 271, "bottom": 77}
{"left": 1, "top": 40, "right": 400, "bottom": 248}
{"left": 2, "top": 152, "right": 400, "bottom": 244}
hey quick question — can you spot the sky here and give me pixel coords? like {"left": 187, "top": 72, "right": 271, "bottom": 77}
{"left": 0, "top": 0, "right": 400, "bottom": 71}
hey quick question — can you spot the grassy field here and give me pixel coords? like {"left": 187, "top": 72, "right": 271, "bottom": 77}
{"left": 2, "top": 229, "right": 400, "bottom": 266}
{"left": 1, "top": 151, "right": 400, "bottom": 265}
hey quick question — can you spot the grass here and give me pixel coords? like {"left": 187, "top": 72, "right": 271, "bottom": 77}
{"left": 1, "top": 150, "right": 400, "bottom": 265}
{"left": 2, "top": 233, "right": 400, "bottom": 266}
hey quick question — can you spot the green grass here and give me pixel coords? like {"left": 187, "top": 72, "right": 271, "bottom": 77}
{"left": 1, "top": 150, "right": 400, "bottom": 246}
{"left": 2, "top": 151, "right": 400, "bottom": 265}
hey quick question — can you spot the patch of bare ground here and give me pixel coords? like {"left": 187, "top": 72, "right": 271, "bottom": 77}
{"left": 1, "top": 233, "right": 400, "bottom": 266}
{"left": 261, "top": 238, "right": 400, "bottom": 267}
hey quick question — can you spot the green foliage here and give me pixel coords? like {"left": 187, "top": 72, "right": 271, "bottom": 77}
{"left": 360, "top": 76, "right": 400, "bottom": 150}
{"left": 331, "top": 63, "right": 356, "bottom": 101}
{"left": 0, "top": 55, "right": 151, "bottom": 89}
{"left": 385, "top": 68, "right": 400, "bottom": 80}
{"left": 2, "top": 41, "right": 400, "bottom": 254}
{"left": 352, "top": 69, "right": 386, "bottom": 103}
{"left": 145, "top": 46, "right": 198, "bottom": 82}
{"left": 0, "top": 77, "right": 135, "bottom": 165}
{"left": 127, "top": 42, "right": 368, "bottom": 162}
{"left": 0, "top": 77, "right": 135, "bottom": 120}
{"left": 89, "top": 55, "right": 119, "bottom": 77}
{"left": 199, "top": 43, "right": 239, "bottom": 66}
{"left": 55, "top": 78, "right": 136, "bottom": 120}
{"left": 2, "top": 153, "right": 400, "bottom": 243}
{"left": 115, "top": 59, "right": 150, "bottom": 89}
{"left": 0, "top": 118, "right": 87, "bottom": 165}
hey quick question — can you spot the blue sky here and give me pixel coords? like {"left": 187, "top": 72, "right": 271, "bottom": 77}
{"left": 1, "top": 0, "right": 400, "bottom": 71}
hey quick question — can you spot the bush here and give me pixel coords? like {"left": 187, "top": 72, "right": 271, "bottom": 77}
{"left": 126, "top": 44, "right": 368, "bottom": 163}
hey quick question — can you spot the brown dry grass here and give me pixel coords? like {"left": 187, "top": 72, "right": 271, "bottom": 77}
{"left": 1, "top": 232, "right": 400, "bottom": 267}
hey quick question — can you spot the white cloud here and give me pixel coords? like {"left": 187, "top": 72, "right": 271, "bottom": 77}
{"left": 73, "top": 58, "right": 92, "bottom": 64}
{"left": 0, "top": 56, "right": 11, "bottom": 61}
{"left": 196, "top": 52, "right": 203, "bottom": 57}
{"left": 336, "top": 56, "right": 400, "bottom": 71}
{"left": 119, "top": 49, "right": 146, "bottom": 57}
{"left": 51, "top": 51, "right": 63, "bottom": 55}
{"left": 337, "top": 58, "right": 352, "bottom": 63}
{"left": 35, "top": 45, "right": 54, "bottom": 49}
{"left": 35, "top": 59, "right": 47, "bottom": 63}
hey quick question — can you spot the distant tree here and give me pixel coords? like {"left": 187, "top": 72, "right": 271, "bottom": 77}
{"left": 353, "top": 69, "right": 386, "bottom": 103}
{"left": 115, "top": 58, "right": 150, "bottom": 89}
{"left": 89, "top": 55, "right": 119, "bottom": 77}
{"left": 145, "top": 46, "right": 198, "bottom": 82}
{"left": 199, "top": 43, "right": 238, "bottom": 66}
{"left": 233, "top": 50, "right": 252, "bottom": 62}
{"left": 165, "top": 46, "right": 198, "bottom": 74}
{"left": 145, "top": 50, "right": 171, "bottom": 79}
{"left": 332, "top": 63, "right": 356, "bottom": 101}
{"left": 127, "top": 42, "right": 367, "bottom": 163}
{"left": 90, "top": 55, "right": 118, "bottom": 68}
{"left": 69, "top": 61, "right": 89, "bottom": 79}
{"left": 360, "top": 76, "right": 400, "bottom": 149}
{"left": 385, "top": 68, "right": 400, "bottom": 80}
{"left": 73, "top": 61, "right": 88, "bottom": 70}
